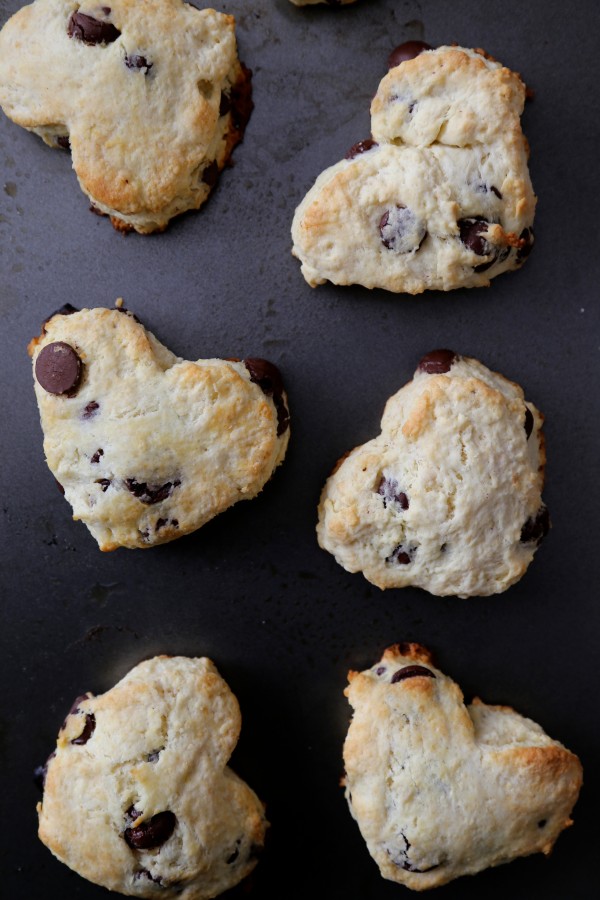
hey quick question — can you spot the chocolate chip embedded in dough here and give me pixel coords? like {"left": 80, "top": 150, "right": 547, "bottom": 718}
{"left": 35, "top": 342, "right": 83, "bottom": 395}
{"left": 71, "top": 713, "right": 96, "bottom": 745}
{"left": 377, "top": 476, "right": 409, "bottom": 510}
{"left": 243, "top": 358, "right": 290, "bottom": 437}
{"left": 201, "top": 160, "right": 219, "bottom": 188}
{"left": 125, "top": 54, "right": 152, "bottom": 72}
{"left": 516, "top": 227, "right": 534, "bottom": 265}
{"left": 417, "top": 349, "right": 458, "bottom": 374}
{"left": 387, "top": 40, "right": 432, "bottom": 69}
{"left": 67, "top": 11, "right": 121, "bottom": 45}
{"left": 125, "top": 478, "right": 181, "bottom": 505}
{"left": 458, "top": 216, "right": 493, "bottom": 257}
{"left": 83, "top": 401, "right": 100, "bottom": 419}
{"left": 391, "top": 665, "right": 436, "bottom": 683}
{"left": 345, "top": 139, "right": 378, "bottom": 160}
{"left": 379, "top": 205, "right": 427, "bottom": 253}
{"left": 90, "top": 448, "right": 104, "bottom": 464}
{"left": 386, "top": 544, "right": 416, "bottom": 565}
{"left": 520, "top": 506, "right": 550, "bottom": 544}
{"left": 124, "top": 811, "right": 177, "bottom": 850}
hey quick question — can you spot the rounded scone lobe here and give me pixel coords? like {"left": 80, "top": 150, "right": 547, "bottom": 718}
{"left": 317, "top": 352, "right": 547, "bottom": 597}
{"left": 28, "top": 306, "right": 290, "bottom": 550}
{"left": 37, "top": 655, "right": 268, "bottom": 898}
{"left": 343, "top": 643, "right": 583, "bottom": 890}
{"left": 291, "top": 45, "right": 535, "bottom": 293}
{"left": 0, "top": 0, "right": 252, "bottom": 233}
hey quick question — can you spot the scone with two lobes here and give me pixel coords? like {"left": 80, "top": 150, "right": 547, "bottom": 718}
{"left": 37, "top": 656, "right": 267, "bottom": 898}
{"left": 317, "top": 350, "right": 547, "bottom": 597}
{"left": 0, "top": 0, "right": 252, "bottom": 233}
{"left": 29, "top": 305, "right": 290, "bottom": 550}
{"left": 343, "top": 643, "right": 583, "bottom": 890}
{"left": 292, "top": 43, "right": 535, "bottom": 293}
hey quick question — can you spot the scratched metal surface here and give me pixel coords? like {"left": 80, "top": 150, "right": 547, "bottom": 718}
{"left": 0, "top": 0, "right": 598, "bottom": 898}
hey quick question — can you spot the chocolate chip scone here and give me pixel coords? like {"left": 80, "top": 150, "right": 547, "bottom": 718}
{"left": 317, "top": 350, "right": 547, "bottom": 597}
{"left": 28, "top": 304, "right": 290, "bottom": 550}
{"left": 343, "top": 643, "right": 583, "bottom": 891}
{"left": 0, "top": 0, "right": 252, "bottom": 233}
{"left": 36, "top": 656, "right": 268, "bottom": 898}
{"left": 292, "top": 42, "right": 535, "bottom": 293}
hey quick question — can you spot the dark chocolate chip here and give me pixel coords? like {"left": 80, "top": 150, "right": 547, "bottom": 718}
{"left": 417, "top": 349, "right": 458, "bottom": 374}
{"left": 125, "top": 54, "right": 152, "bottom": 72}
{"left": 516, "top": 227, "right": 534, "bottom": 265}
{"left": 56, "top": 135, "right": 71, "bottom": 151}
{"left": 171, "top": 519, "right": 179, "bottom": 528}
{"left": 67, "top": 11, "right": 121, "bottom": 45}
{"left": 83, "top": 401, "right": 100, "bottom": 419}
{"left": 90, "top": 448, "right": 104, "bottom": 464}
{"left": 201, "top": 160, "right": 219, "bottom": 188}
{"left": 35, "top": 342, "right": 82, "bottom": 396}
{"left": 379, "top": 205, "right": 427, "bottom": 253}
{"left": 34, "top": 751, "right": 56, "bottom": 792}
{"left": 134, "top": 869, "right": 163, "bottom": 885}
{"left": 377, "top": 476, "right": 409, "bottom": 510}
{"left": 387, "top": 40, "right": 432, "bottom": 69}
{"left": 124, "top": 811, "right": 177, "bottom": 850}
{"left": 125, "top": 478, "right": 181, "bottom": 505}
{"left": 345, "top": 139, "right": 378, "bottom": 160}
{"left": 520, "top": 506, "right": 550, "bottom": 544}
{"left": 219, "top": 92, "right": 231, "bottom": 117}
{"left": 71, "top": 713, "right": 96, "bottom": 745}
{"left": 147, "top": 749, "right": 161, "bottom": 763}
{"left": 96, "top": 478, "right": 111, "bottom": 492}
{"left": 229, "top": 63, "right": 254, "bottom": 136}
{"left": 538, "top": 819, "right": 547, "bottom": 828}
{"left": 391, "top": 665, "right": 436, "bottom": 683}
{"left": 458, "top": 216, "right": 493, "bottom": 257}
{"left": 244, "top": 358, "right": 290, "bottom": 437}
{"left": 375, "top": 666, "right": 387, "bottom": 676}
{"left": 490, "top": 185, "right": 503, "bottom": 199}
{"left": 524, "top": 407, "right": 534, "bottom": 439}
{"left": 126, "top": 804, "right": 143, "bottom": 823}
{"left": 386, "top": 544, "right": 416, "bottom": 565}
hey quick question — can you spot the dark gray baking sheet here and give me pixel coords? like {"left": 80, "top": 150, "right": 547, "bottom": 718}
{"left": 0, "top": 0, "right": 598, "bottom": 897}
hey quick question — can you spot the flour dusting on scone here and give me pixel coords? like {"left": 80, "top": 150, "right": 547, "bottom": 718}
{"left": 343, "top": 643, "right": 583, "bottom": 890}
{"left": 36, "top": 656, "right": 268, "bottom": 897}
{"left": 28, "top": 305, "right": 290, "bottom": 550}
{"left": 0, "top": 0, "right": 253, "bottom": 233}
{"left": 317, "top": 350, "right": 547, "bottom": 597}
{"left": 292, "top": 42, "right": 535, "bottom": 293}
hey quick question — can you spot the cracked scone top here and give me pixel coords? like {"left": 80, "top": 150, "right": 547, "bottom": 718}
{"left": 36, "top": 656, "right": 268, "bottom": 898}
{"left": 28, "top": 305, "right": 290, "bottom": 550}
{"left": 317, "top": 350, "right": 547, "bottom": 597}
{"left": 291, "top": 43, "right": 535, "bottom": 293}
{"left": 0, "top": 0, "right": 252, "bottom": 233}
{"left": 343, "top": 643, "right": 583, "bottom": 891}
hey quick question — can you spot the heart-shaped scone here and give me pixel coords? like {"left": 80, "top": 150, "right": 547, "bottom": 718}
{"left": 317, "top": 350, "right": 547, "bottom": 597}
{"left": 343, "top": 643, "right": 583, "bottom": 891}
{"left": 292, "top": 43, "right": 535, "bottom": 293}
{"left": 36, "top": 656, "right": 268, "bottom": 898}
{"left": 0, "top": 0, "right": 252, "bottom": 233}
{"left": 28, "top": 305, "right": 290, "bottom": 550}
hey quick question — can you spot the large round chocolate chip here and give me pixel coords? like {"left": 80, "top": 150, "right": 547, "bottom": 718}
{"left": 124, "top": 811, "right": 177, "bottom": 850}
{"left": 67, "top": 11, "right": 121, "bottom": 45}
{"left": 417, "top": 349, "right": 458, "bottom": 374}
{"left": 379, "top": 206, "right": 427, "bottom": 253}
{"left": 391, "top": 665, "right": 436, "bottom": 683}
{"left": 520, "top": 506, "right": 550, "bottom": 544}
{"left": 387, "top": 40, "right": 432, "bottom": 69}
{"left": 244, "top": 358, "right": 290, "bottom": 437}
{"left": 35, "top": 342, "right": 82, "bottom": 396}
{"left": 345, "top": 139, "right": 378, "bottom": 160}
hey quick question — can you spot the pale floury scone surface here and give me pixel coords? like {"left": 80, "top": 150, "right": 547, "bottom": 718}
{"left": 0, "top": 0, "right": 252, "bottom": 233}
{"left": 28, "top": 305, "right": 290, "bottom": 550}
{"left": 37, "top": 656, "right": 268, "bottom": 898}
{"left": 343, "top": 643, "right": 583, "bottom": 890}
{"left": 292, "top": 44, "right": 535, "bottom": 293}
{"left": 317, "top": 350, "right": 547, "bottom": 597}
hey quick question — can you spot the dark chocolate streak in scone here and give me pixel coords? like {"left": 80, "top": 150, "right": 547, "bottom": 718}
{"left": 28, "top": 306, "right": 290, "bottom": 550}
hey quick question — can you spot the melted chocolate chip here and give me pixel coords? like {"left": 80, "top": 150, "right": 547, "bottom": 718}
{"left": 377, "top": 476, "right": 409, "bottom": 510}
{"left": 345, "top": 139, "right": 378, "bottom": 160}
{"left": 125, "top": 478, "right": 180, "bottom": 505}
{"left": 516, "top": 227, "right": 534, "bottom": 265}
{"left": 387, "top": 40, "right": 432, "bottom": 69}
{"left": 56, "top": 135, "right": 71, "bottom": 151}
{"left": 524, "top": 407, "right": 534, "bottom": 439}
{"left": 379, "top": 205, "right": 427, "bottom": 253}
{"left": 417, "top": 349, "right": 458, "bottom": 374}
{"left": 391, "top": 665, "right": 436, "bottom": 683}
{"left": 458, "top": 216, "right": 493, "bottom": 256}
{"left": 71, "top": 713, "right": 96, "bottom": 745}
{"left": 520, "top": 506, "right": 550, "bottom": 544}
{"left": 34, "top": 751, "right": 56, "bottom": 792}
{"left": 61, "top": 694, "right": 90, "bottom": 728}
{"left": 386, "top": 544, "right": 416, "bottom": 565}
{"left": 90, "top": 448, "right": 104, "bottom": 464}
{"left": 125, "top": 54, "right": 152, "bottom": 72}
{"left": 124, "top": 811, "right": 177, "bottom": 850}
{"left": 35, "top": 342, "right": 82, "bottom": 396}
{"left": 96, "top": 478, "right": 111, "bottom": 492}
{"left": 67, "top": 11, "right": 121, "bottom": 45}
{"left": 202, "top": 160, "right": 219, "bottom": 188}
{"left": 83, "top": 401, "right": 100, "bottom": 419}
{"left": 244, "top": 358, "right": 290, "bottom": 437}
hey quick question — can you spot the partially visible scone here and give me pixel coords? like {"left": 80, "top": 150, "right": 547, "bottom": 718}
{"left": 28, "top": 304, "right": 290, "bottom": 550}
{"left": 317, "top": 349, "right": 547, "bottom": 597}
{"left": 37, "top": 656, "right": 268, "bottom": 898}
{"left": 343, "top": 643, "right": 583, "bottom": 890}
{"left": 292, "top": 43, "right": 535, "bottom": 293}
{"left": 0, "top": 0, "right": 252, "bottom": 233}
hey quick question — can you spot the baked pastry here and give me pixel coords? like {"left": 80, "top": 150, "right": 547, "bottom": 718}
{"left": 343, "top": 642, "right": 583, "bottom": 890}
{"left": 0, "top": 0, "right": 252, "bottom": 233}
{"left": 291, "top": 42, "right": 535, "bottom": 293}
{"left": 28, "top": 304, "right": 290, "bottom": 550}
{"left": 317, "top": 349, "right": 547, "bottom": 597}
{"left": 36, "top": 655, "right": 268, "bottom": 898}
